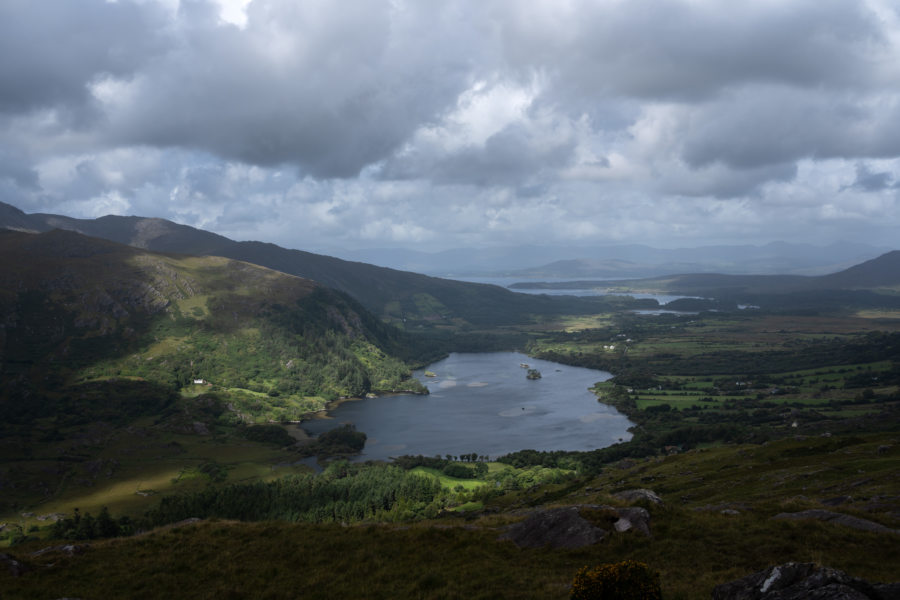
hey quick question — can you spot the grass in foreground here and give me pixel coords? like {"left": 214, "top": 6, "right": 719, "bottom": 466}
{"left": 3, "top": 433, "right": 898, "bottom": 599}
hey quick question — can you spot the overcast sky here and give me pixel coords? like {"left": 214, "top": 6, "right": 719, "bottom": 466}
{"left": 2, "top": 0, "right": 900, "bottom": 253}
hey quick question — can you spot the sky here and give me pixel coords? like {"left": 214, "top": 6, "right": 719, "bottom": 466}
{"left": 2, "top": 0, "right": 900, "bottom": 254}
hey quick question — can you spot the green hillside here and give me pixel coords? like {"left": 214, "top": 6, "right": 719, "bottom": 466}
{"left": 0, "top": 229, "right": 423, "bottom": 411}
{"left": 0, "top": 229, "right": 430, "bottom": 516}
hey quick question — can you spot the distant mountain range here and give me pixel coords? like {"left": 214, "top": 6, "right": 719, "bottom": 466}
{"left": 512, "top": 250, "right": 900, "bottom": 296}
{"left": 333, "top": 240, "right": 891, "bottom": 278}
{"left": 0, "top": 201, "right": 622, "bottom": 329}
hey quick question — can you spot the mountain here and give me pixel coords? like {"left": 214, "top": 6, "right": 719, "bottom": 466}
{"left": 0, "top": 228, "right": 425, "bottom": 425}
{"left": 0, "top": 201, "right": 622, "bottom": 329}
{"left": 647, "top": 251, "right": 900, "bottom": 295}
{"left": 817, "top": 250, "right": 900, "bottom": 289}
{"left": 513, "top": 251, "right": 900, "bottom": 309}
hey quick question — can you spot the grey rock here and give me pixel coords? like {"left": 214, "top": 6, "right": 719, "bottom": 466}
{"left": 613, "top": 488, "right": 663, "bottom": 505}
{"left": 500, "top": 507, "right": 606, "bottom": 549}
{"left": 614, "top": 506, "right": 652, "bottom": 537}
{"left": 712, "top": 562, "right": 897, "bottom": 600}
{"left": 773, "top": 509, "right": 899, "bottom": 534}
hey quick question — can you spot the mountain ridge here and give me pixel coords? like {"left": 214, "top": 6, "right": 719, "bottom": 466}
{"left": 511, "top": 250, "right": 900, "bottom": 299}
{"left": 0, "top": 201, "right": 636, "bottom": 328}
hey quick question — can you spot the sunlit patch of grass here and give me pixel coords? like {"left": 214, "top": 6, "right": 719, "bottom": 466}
{"left": 856, "top": 309, "right": 900, "bottom": 319}
{"left": 411, "top": 466, "right": 487, "bottom": 491}
{"left": 175, "top": 294, "right": 209, "bottom": 319}
{"left": 143, "top": 336, "right": 186, "bottom": 359}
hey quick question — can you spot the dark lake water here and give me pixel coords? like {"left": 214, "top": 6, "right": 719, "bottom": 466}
{"left": 299, "top": 352, "right": 633, "bottom": 462}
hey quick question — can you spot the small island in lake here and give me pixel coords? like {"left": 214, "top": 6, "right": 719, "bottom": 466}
{"left": 526, "top": 368, "right": 542, "bottom": 380}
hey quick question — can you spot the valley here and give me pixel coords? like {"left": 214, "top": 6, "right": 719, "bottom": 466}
{"left": 1, "top": 206, "right": 899, "bottom": 598}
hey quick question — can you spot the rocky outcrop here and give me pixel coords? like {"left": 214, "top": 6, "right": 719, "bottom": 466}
{"left": 500, "top": 504, "right": 654, "bottom": 549}
{"left": 773, "top": 510, "right": 899, "bottom": 534}
{"left": 500, "top": 506, "right": 606, "bottom": 549}
{"left": 712, "top": 562, "right": 900, "bottom": 600}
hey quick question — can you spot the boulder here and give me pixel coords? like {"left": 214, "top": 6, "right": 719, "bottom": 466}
{"left": 712, "top": 562, "right": 899, "bottom": 600}
{"left": 500, "top": 507, "right": 606, "bottom": 549}
{"left": 614, "top": 506, "right": 652, "bottom": 537}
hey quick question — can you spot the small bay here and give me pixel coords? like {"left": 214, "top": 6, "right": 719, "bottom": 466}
{"left": 300, "top": 352, "right": 633, "bottom": 462}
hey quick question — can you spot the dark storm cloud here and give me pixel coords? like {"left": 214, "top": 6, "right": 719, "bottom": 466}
{"left": 503, "top": 0, "right": 887, "bottom": 102}
{"left": 849, "top": 163, "right": 896, "bottom": 191}
{"left": 381, "top": 122, "right": 577, "bottom": 188}
{"left": 680, "top": 87, "right": 900, "bottom": 171}
{"left": 104, "top": 0, "right": 483, "bottom": 178}
{"left": 666, "top": 162, "right": 799, "bottom": 199}
{"left": 0, "top": 0, "right": 165, "bottom": 120}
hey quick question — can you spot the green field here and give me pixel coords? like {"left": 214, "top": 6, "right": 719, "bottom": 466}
{"left": 410, "top": 466, "right": 489, "bottom": 491}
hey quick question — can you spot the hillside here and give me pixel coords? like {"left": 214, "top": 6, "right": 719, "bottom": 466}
{"left": 2, "top": 432, "right": 897, "bottom": 599}
{"left": 0, "top": 201, "right": 630, "bottom": 329}
{"left": 0, "top": 228, "right": 425, "bottom": 416}
{"left": 0, "top": 228, "right": 433, "bottom": 517}
{"left": 818, "top": 250, "right": 900, "bottom": 289}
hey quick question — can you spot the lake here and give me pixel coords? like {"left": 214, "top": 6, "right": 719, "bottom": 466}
{"left": 299, "top": 352, "right": 633, "bottom": 462}
{"left": 449, "top": 276, "right": 698, "bottom": 304}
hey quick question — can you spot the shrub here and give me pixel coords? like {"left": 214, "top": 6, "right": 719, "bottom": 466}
{"left": 242, "top": 424, "right": 296, "bottom": 446}
{"left": 570, "top": 560, "right": 661, "bottom": 600}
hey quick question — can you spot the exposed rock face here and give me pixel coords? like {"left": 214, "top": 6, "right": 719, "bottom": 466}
{"left": 613, "top": 488, "right": 663, "bottom": 505}
{"left": 712, "top": 563, "right": 900, "bottom": 600}
{"left": 500, "top": 506, "right": 606, "bottom": 549}
{"left": 614, "top": 506, "right": 652, "bottom": 537}
{"left": 500, "top": 504, "right": 655, "bottom": 548}
{"left": 773, "top": 510, "right": 899, "bottom": 534}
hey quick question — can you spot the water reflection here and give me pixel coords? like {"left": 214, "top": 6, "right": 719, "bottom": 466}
{"left": 301, "top": 352, "right": 633, "bottom": 462}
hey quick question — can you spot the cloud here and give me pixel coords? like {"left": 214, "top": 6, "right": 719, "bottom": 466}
{"left": 97, "top": 0, "right": 488, "bottom": 178}
{"left": 2, "top": 0, "right": 900, "bottom": 251}
{"left": 0, "top": 0, "right": 166, "bottom": 121}
{"left": 848, "top": 162, "right": 897, "bottom": 191}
